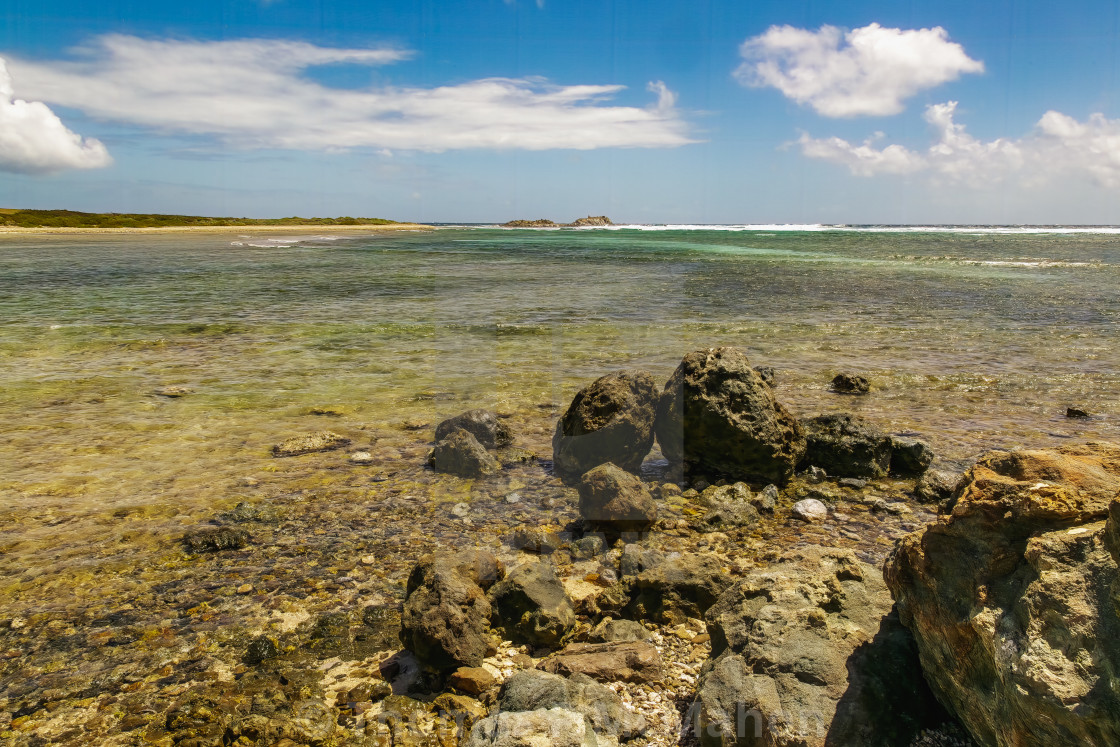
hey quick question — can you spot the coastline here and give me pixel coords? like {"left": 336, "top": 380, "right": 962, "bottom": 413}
{"left": 0, "top": 222, "right": 434, "bottom": 235}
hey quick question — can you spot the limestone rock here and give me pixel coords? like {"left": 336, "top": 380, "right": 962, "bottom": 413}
{"left": 576, "top": 463, "right": 657, "bottom": 533}
{"left": 540, "top": 641, "right": 663, "bottom": 684}
{"left": 553, "top": 370, "right": 659, "bottom": 483}
{"left": 891, "top": 436, "right": 935, "bottom": 476}
{"left": 500, "top": 669, "right": 646, "bottom": 739}
{"left": 885, "top": 443, "right": 1120, "bottom": 747}
{"left": 465, "top": 708, "right": 599, "bottom": 747}
{"left": 655, "top": 348, "right": 805, "bottom": 485}
{"left": 429, "top": 428, "right": 501, "bottom": 478}
{"left": 489, "top": 560, "right": 576, "bottom": 648}
{"left": 568, "top": 216, "right": 613, "bottom": 227}
{"left": 436, "top": 409, "right": 514, "bottom": 449}
{"left": 271, "top": 431, "right": 351, "bottom": 457}
{"left": 914, "top": 468, "right": 960, "bottom": 505}
{"left": 791, "top": 498, "right": 828, "bottom": 522}
{"left": 587, "top": 618, "right": 652, "bottom": 643}
{"left": 623, "top": 552, "right": 731, "bottom": 624}
{"left": 801, "top": 413, "right": 892, "bottom": 478}
{"left": 694, "top": 547, "right": 946, "bottom": 747}
{"left": 400, "top": 550, "right": 502, "bottom": 673}
{"left": 449, "top": 667, "right": 498, "bottom": 696}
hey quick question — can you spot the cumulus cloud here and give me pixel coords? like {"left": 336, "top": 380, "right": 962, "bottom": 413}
{"left": 0, "top": 58, "right": 111, "bottom": 174}
{"left": 7, "top": 35, "right": 693, "bottom": 153}
{"left": 795, "top": 101, "right": 1120, "bottom": 188}
{"left": 737, "top": 23, "right": 984, "bottom": 118}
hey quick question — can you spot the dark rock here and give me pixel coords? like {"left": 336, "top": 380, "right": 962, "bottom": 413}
{"left": 624, "top": 552, "right": 731, "bottom": 624}
{"left": 245, "top": 636, "right": 278, "bottom": 666}
{"left": 802, "top": 413, "right": 893, "bottom": 478}
{"left": 489, "top": 560, "right": 576, "bottom": 648}
{"left": 271, "top": 431, "right": 351, "bottom": 457}
{"left": 436, "top": 410, "right": 514, "bottom": 449}
{"left": 891, "top": 436, "right": 935, "bottom": 476}
{"left": 429, "top": 429, "right": 501, "bottom": 478}
{"left": 508, "top": 528, "right": 564, "bottom": 554}
{"left": 569, "top": 535, "right": 606, "bottom": 560}
{"left": 552, "top": 370, "right": 660, "bottom": 483}
{"left": 618, "top": 543, "right": 665, "bottom": 578}
{"left": 1067, "top": 406, "right": 1092, "bottom": 418}
{"left": 499, "top": 669, "right": 646, "bottom": 739}
{"left": 501, "top": 218, "right": 560, "bottom": 228}
{"left": 540, "top": 641, "right": 663, "bottom": 683}
{"left": 885, "top": 443, "right": 1120, "bottom": 747}
{"left": 576, "top": 463, "right": 657, "bottom": 533}
{"left": 694, "top": 547, "right": 944, "bottom": 747}
{"left": 655, "top": 347, "right": 806, "bottom": 486}
{"left": 587, "top": 618, "right": 652, "bottom": 643}
{"left": 914, "top": 469, "right": 960, "bottom": 505}
{"left": 752, "top": 365, "right": 776, "bottom": 386}
{"left": 831, "top": 372, "right": 870, "bottom": 394}
{"left": 401, "top": 550, "right": 502, "bottom": 673}
{"left": 183, "top": 526, "right": 250, "bottom": 552}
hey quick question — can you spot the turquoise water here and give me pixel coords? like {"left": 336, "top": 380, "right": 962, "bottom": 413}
{"left": 1, "top": 226, "right": 1118, "bottom": 589}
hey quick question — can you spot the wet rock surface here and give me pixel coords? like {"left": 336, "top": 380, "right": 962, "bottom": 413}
{"left": 577, "top": 463, "right": 658, "bottom": 533}
{"left": 437, "top": 409, "right": 515, "bottom": 450}
{"left": 271, "top": 430, "right": 352, "bottom": 457}
{"left": 802, "top": 413, "right": 894, "bottom": 478}
{"left": 489, "top": 559, "right": 576, "bottom": 648}
{"left": 430, "top": 428, "right": 502, "bottom": 477}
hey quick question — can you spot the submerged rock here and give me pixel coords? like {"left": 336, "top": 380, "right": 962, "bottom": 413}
{"left": 576, "top": 463, "right": 658, "bottom": 533}
{"left": 182, "top": 526, "right": 250, "bottom": 552}
{"left": 655, "top": 347, "right": 805, "bottom": 485}
{"left": 552, "top": 370, "right": 660, "bottom": 483}
{"left": 694, "top": 547, "right": 946, "bottom": 747}
{"left": 436, "top": 409, "right": 514, "bottom": 450}
{"left": 801, "top": 413, "right": 893, "bottom": 478}
{"left": 791, "top": 498, "right": 828, "bottom": 522}
{"left": 885, "top": 443, "right": 1120, "bottom": 747}
{"left": 830, "top": 372, "right": 870, "bottom": 394}
{"left": 429, "top": 428, "right": 501, "bottom": 478}
{"left": 271, "top": 431, "right": 351, "bottom": 457}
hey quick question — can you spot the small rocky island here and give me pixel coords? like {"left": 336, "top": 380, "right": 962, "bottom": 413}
{"left": 501, "top": 216, "right": 614, "bottom": 228}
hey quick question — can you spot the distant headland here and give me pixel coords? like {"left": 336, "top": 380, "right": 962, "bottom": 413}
{"left": 501, "top": 215, "right": 613, "bottom": 228}
{"left": 0, "top": 209, "right": 429, "bottom": 234}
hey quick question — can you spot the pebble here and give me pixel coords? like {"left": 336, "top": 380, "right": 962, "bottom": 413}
{"left": 349, "top": 452, "right": 375, "bottom": 464}
{"left": 792, "top": 498, "right": 829, "bottom": 522}
{"left": 236, "top": 584, "right": 253, "bottom": 594}
{"left": 504, "top": 493, "right": 521, "bottom": 504}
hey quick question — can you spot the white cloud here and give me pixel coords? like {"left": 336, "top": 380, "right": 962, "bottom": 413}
{"left": 0, "top": 58, "right": 111, "bottom": 174}
{"left": 737, "top": 23, "right": 984, "bottom": 118}
{"left": 7, "top": 35, "right": 692, "bottom": 153}
{"left": 795, "top": 101, "right": 1120, "bottom": 188}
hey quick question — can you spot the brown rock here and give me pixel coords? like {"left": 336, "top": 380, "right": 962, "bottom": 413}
{"left": 539, "top": 641, "right": 663, "bottom": 683}
{"left": 576, "top": 463, "right": 657, "bottom": 533}
{"left": 448, "top": 667, "right": 498, "bottom": 696}
{"left": 271, "top": 431, "right": 351, "bottom": 457}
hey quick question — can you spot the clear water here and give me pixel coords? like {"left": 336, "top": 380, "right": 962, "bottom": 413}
{"left": 1, "top": 226, "right": 1118, "bottom": 599}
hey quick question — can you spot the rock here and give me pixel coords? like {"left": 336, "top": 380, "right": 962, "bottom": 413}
{"left": 501, "top": 219, "right": 560, "bottom": 228}
{"left": 655, "top": 347, "right": 806, "bottom": 485}
{"left": 694, "top": 547, "right": 946, "bottom": 747}
{"left": 429, "top": 429, "right": 501, "bottom": 478}
{"left": 838, "top": 477, "right": 867, "bottom": 489}
{"left": 540, "top": 641, "right": 663, "bottom": 683}
{"left": 349, "top": 451, "right": 375, "bottom": 464}
{"left": 618, "top": 543, "right": 665, "bottom": 578}
{"left": 624, "top": 552, "right": 731, "bottom": 624}
{"left": 587, "top": 618, "right": 652, "bottom": 643}
{"left": 154, "top": 385, "right": 192, "bottom": 397}
{"left": 244, "top": 636, "right": 278, "bottom": 665}
{"left": 885, "top": 443, "right": 1120, "bottom": 747}
{"left": 756, "top": 484, "right": 779, "bottom": 511}
{"left": 831, "top": 372, "right": 870, "bottom": 394}
{"left": 271, "top": 431, "right": 351, "bottom": 457}
{"left": 576, "top": 463, "right": 657, "bottom": 533}
{"left": 183, "top": 526, "right": 250, "bottom": 552}
{"left": 792, "top": 498, "right": 828, "bottom": 522}
{"left": 465, "top": 708, "right": 599, "bottom": 747}
{"left": 433, "top": 692, "right": 489, "bottom": 727}
{"left": 891, "top": 437, "right": 935, "bottom": 476}
{"left": 449, "top": 667, "right": 498, "bottom": 696}
{"left": 697, "top": 484, "right": 761, "bottom": 529}
{"left": 752, "top": 365, "right": 776, "bottom": 386}
{"left": 436, "top": 410, "right": 514, "bottom": 449}
{"left": 1067, "top": 406, "right": 1092, "bottom": 418}
{"left": 914, "top": 469, "right": 960, "bottom": 505}
{"left": 552, "top": 370, "right": 660, "bottom": 483}
{"left": 801, "top": 413, "right": 893, "bottom": 478}
{"left": 500, "top": 669, "right": 646, "bottom": 739}
{"left": 568, "top": 216, "right": 613, "bottom": 227}
{"left": 804, "top": 465, "right": 828, "bottom": 483}
{"left": 570, "top": 535, "right": 607, "bottom": 560}
{"left": 400, "top": 550, "right": 502, "bottom": 673}
{"left": 509, "top": 528, "right": 564, "bottom": 554}
{"left": 489, "top": 560, "right": 576, "bottom": 648}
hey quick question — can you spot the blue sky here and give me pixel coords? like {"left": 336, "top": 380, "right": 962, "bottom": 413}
{"left": 1, "top": 0, "right": 1119, "bottom": 223}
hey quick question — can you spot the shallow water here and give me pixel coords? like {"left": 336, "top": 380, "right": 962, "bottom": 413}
{"left": 1, "top": 226, "right": 1118, "bottom": 605}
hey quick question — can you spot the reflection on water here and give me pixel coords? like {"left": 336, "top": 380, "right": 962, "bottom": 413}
{"left": 1, "top": 227, "right": 1118, "bottom": 609}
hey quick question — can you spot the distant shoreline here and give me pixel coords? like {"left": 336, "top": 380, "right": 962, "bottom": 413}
{"left": 0, "top": 223, "right": 434, "bottom": 235}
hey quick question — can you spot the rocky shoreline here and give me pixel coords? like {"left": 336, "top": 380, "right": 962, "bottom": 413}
{"left": 2, "top": 347, "right": 1117, "bottom": 746}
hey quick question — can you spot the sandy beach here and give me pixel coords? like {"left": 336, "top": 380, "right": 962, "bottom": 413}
{"left": 0, "top": 222, "right": 433, "bottom": 235}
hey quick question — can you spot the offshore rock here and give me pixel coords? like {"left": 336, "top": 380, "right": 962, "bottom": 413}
{"left": 576, "top": 463, "right": 658, "bottom": 533}
{"left": 568, "top": 215, "right": 613, "bottom": 227}
{"left": 400, "top": 549, "right": 503, "bottom": 673}
{"left": 885, "top": 443, "right": 1120, "bottom": 747}
{"left": 436, "top": 409, "right": 514, "bottom": 449}
{"left": 801, "top": 413, "right": 893, "bottom": 478}
{"left": 655, "top": 347, "right": 805, "bottom": 485}
{"left": 501, "top": 218, "right": 560, "bottom": 228}
{"left": 694, "top": 547, "right": 945, "bottom": 747}
{"left": 553, "top": 370, "right": 659, "bottom": 483}
{"left": 429, "top": 428, "right": 501, "bottom": 478}
{"left": 500, "top": 669, "right": 647, "bottom": 739}
{"left": 271, "top": 431, "right": 351, "bottom": 457}
{"left": 830, "top": 373, "right": 870, "bottom": 394}
{"left": 489, "top": 560, "right": 576, "bottom": 648}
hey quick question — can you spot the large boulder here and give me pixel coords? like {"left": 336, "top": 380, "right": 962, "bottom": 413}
{"left": 489, "top": 560, "right": 576, "bottom": 648}
{"left": 885, "top": 443, "right": 1120, "bottom": 747}
{"left": 552, "top": 370, "right": 660, "bottom": 483}
{"left": 436, "top": 409, "right": 514, "bottom": 450}
{"left": 692, "top": 547, "right": 946, "bottom": 747}
{"left": 576, "top": 463, "right": 657, "bottom": 533}
{"left": 400, "top": 550, "right": 503, "bottom": 673}
{"left": 801, "top": 413, "right": 892, "bottom": 478}
{"left": 623, "top": 552, "right": 732, "bottom": 624}
{"left": 655, "top": 348, "right": 805, "bottom": 485}
{"left": 429, "top": 428, "right": 501, "bottom": 478}
{"left": 500, "top": 670, "right": 646, "bottom": 740}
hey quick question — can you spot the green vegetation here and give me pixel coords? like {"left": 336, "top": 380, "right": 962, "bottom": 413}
{"left": 0, "top": 208, "right": 397, "bottom": 228}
